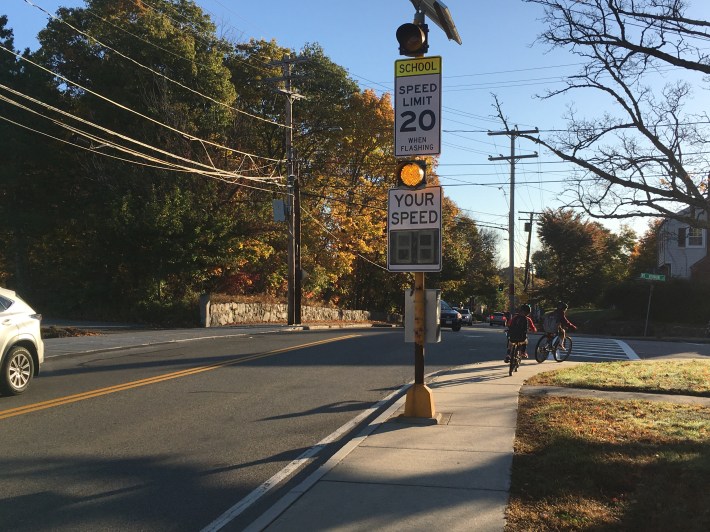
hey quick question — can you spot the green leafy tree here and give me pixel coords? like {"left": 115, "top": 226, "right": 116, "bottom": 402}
{"left": 1, "top": 3, "right": 506, "bottom": 321}
{"left": 433, "top": 196, "right": 501, "bottom": 310}
{"left": 533, "top": 209, "right": 634, "bottom": 307}
{"left": 0, "top": 16, "right": 80, "bottom": 306}
{"left": 628, "top": 220, "right": 662, "bottom": 277}
{"left": 24, "top": 0, "right": 242, "bottom": 314}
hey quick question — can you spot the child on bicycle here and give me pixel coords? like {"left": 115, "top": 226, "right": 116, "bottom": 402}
{"left": 504, "top": 304, "right": 537, "bottom": 363}
{"left": 553, "top": 301, "right": 577, "bottom": 348}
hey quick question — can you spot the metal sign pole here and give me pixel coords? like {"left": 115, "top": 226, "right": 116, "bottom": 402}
{"left": 644, "top": 282, "right": 654, "bottom": 337}
{"left": 404, "top": 271, "right": 436, "bottom": 418}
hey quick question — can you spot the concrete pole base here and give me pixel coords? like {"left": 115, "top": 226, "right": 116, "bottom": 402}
{"left": 403, "top": 383, "right": 437, "bottom": 420}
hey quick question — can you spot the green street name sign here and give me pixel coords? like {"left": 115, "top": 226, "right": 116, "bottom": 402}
{"left": 640, "top": 273, "right": 666, "bottom": 281}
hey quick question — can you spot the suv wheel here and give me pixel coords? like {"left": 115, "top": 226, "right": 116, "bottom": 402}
{"left": 1, "top": 346, "right": 35, "bottom": 396}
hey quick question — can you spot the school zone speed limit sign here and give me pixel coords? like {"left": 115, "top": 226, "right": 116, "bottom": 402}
{"left": 394, "top": 56, "right": 442, "bottom": 157}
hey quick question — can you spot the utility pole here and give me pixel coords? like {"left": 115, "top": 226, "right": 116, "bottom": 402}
{"left": 268, "top": 54, "right": 305, "bottom": 325}
{"left": 520, "top": 211, "right": 540, "bottom": 292}
{"left": 488, "top": 127, "right": 538, "bottom": 313}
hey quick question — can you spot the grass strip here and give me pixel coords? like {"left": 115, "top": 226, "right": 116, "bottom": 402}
{"left": 507, "top": 395, "right": 710, "bottom": 531}
{"left": 526, "top": 360, "right": 710, "bottom": 397}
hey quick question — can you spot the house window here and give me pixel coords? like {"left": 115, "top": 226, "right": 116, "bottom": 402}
{"left": 678, "top": 227, "right": 686, "bottom": 248}
{"left": 688, "top": 227, "right": 704, "bottom": 247}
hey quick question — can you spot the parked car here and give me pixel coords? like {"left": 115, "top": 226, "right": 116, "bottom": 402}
{"left": 0, "top": 288, "right": 44, "bottom": 395}
{"left": 440, "top": 300, "right": 462, "bottom": 331}
{"left": 459, "top": 308, "right": 474, "bottom": 326}
{"left": 489, "top": 312, "right": 508, "bottom": 327}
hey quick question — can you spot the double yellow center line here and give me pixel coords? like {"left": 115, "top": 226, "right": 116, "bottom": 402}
{"left": 0, "top": 334, "right": 359, "bottom": 420}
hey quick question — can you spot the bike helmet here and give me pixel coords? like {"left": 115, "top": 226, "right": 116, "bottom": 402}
{"left": 556, "top": 301, "right": 568, "bottom": 310}
{"left": 520, "top": 303, "right": 531, "bottom": 314}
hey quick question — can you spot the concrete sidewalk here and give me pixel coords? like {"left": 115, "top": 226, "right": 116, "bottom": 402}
{"left": 245, "top": 359, "right": 572, "bottom": 532}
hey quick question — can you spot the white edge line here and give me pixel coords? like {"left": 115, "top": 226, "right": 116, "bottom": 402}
{"left": 200, "top": 384, "right": 410, "bottom": 532}
{"left": 238, "top": 366, "right": 458, "bottom": 531}
{"left": 614, "top": 339, "right": 641, "bottom": 360}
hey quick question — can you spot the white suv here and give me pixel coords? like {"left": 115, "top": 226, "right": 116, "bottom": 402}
{"left": 0, "top": 288, "right": 44, "bottom": 395}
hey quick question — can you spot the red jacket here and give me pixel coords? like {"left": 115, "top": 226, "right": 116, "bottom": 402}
{"left": 506, "top": 314, "right": 537, "bottom": 332}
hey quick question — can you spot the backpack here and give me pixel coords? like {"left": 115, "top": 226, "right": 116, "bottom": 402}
{"left": 507, "top": 314, "right": 528, "bottom": 342}
{"left": 543, "top": 311, "right": 560, "bottom": 333}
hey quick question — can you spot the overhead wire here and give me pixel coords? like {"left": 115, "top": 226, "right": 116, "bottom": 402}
{"left": 300, "top": 206, "right": 389, "bottom": 272}
{"left": 0, "top": 44, "right": 283, "bottom": 167}
{"left": 16, "top": 2, "right": 691, "bottom": 243}
{"left": 0, "top": 3, "right": 552, "bottom": 269}
{"left": 0, "top": 82, "right": 283, "bottom": 183}
{"left": 0, "top": 111, "right": 283, "bottom": 197}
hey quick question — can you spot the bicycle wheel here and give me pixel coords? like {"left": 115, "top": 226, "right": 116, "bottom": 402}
{"left": 534, "top": 335, "right": 549, "bottom": 363}
{"left": 509, "top": 353, "right": 519, "bottom": 376}
{"left": 554, "top": 337, "right": 573, "bottom": 362}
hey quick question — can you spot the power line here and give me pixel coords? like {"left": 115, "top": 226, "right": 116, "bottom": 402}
{"left": 0, "top": 84, "right": 283, "bottom": 184}
{"left": 0, "top": 44, "right": 283, "bottom": 166}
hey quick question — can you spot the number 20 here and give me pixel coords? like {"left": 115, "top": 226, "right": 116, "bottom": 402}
{"left": 399, "top": 110, "right": 436, "bottom": 132}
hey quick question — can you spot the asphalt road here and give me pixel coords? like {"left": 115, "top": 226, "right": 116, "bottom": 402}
{"left": 0, "top": 324, "right": 700, "bottom": 531}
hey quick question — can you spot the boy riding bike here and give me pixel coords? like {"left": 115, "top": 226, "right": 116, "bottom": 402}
{"left": 504, "top": 304, "right": 537, "bottom": 363}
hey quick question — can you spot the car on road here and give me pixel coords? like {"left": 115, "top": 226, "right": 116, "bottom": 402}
{"left": 0, "top": 288, "right": 44, "bottom": 395}
{"left": 440, "top": 300, "right": 462, "bottom": 331}
{"left": 458, "top": 308, "right": 474, "bottom": 326}
{"left": 489, "top": 311, "right": 508, "bottom": 327}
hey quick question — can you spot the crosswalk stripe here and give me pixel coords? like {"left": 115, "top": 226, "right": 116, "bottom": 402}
{"left": 533, "top": 336, "right": 638, "bottom": 361}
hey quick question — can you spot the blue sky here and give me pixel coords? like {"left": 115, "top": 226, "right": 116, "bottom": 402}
{"left": 4, "top": 0, "right": 706, "bottom": 267}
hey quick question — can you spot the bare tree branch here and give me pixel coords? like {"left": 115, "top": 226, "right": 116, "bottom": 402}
{"left": 522, "top": 0, "right": 710, "bottom": 227}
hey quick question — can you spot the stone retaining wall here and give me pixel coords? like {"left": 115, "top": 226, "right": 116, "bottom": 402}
{"left": 200, "top": 296, "right": 371, "bottom": 327}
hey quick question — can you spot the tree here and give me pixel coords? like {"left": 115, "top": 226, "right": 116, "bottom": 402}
{"left": 520, "top": 0, "right": 710, "bottom": 228}
{"left": 0, "top": 16, "right": 79, "bottom": 304}
{"left": 628, "top": 219, "right": 663, "bottom": 277}
{"left": 224, "top": 40, "right": 400, "bottom": 308}
{"left": 24, "top": 0, "right": 244, "bottom": 312}
{"left": 532, "top": 209, "right": 635, "bottom": 306}
{"left": 435, "top": 207, "right": 501, "bottom": 309}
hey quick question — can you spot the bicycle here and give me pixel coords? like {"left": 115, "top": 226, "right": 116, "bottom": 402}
{"left": 506, "top": 339, "right": 529, "bottom": 376}
{"left": 534, "top": 331, "right": 573, "bottom": 363}
{"left": 504, "top": 328, "right": 527, "bottom": 376}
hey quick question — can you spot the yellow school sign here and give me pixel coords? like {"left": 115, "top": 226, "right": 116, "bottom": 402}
{"left": 394, "top": 56, "right": 442, "bottom": 157}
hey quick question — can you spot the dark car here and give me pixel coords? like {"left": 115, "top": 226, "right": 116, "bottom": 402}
{"left": 489, "top": 312, "right": 508, "bottom": 327}
{"left": 440, "top": 300, "right": 462, "bottom": 331}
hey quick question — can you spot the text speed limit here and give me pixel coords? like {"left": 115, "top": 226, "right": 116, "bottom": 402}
{"left": 394, "top": 56, "right": 442, "bottom": 157}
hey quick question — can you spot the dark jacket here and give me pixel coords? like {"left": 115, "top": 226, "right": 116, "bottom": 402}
{"left": 553, "top": 308, "right": 577, "bottom": 331}
{"left": 508, "top": 313, "right": 537, "bottom": 342}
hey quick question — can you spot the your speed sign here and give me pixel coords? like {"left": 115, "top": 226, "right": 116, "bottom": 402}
{"left": 394, "top": 56, "right": 442, "bottom": 157}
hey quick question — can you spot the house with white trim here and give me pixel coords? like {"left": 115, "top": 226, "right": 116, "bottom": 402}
{"left": 657, "top": 209, "right": 709, "bottom": 279}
